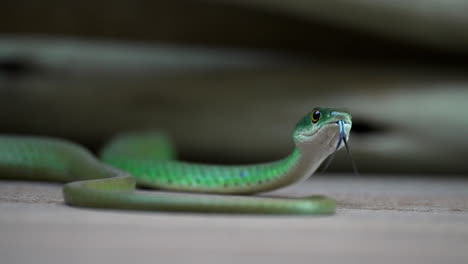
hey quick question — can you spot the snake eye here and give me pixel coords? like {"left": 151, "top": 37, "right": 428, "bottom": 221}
{"left": 311, "top": 109, "right": 321, "bottom": 123}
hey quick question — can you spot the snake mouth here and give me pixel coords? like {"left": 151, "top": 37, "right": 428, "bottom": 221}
{"left": 322, "top": 120, "right": 351, "bottom": 131}
{"left": 296, "top": 119, "right": 351, "bottom": 138}
{"left": 332, "top": 120, "right": 351, "bottom": 126}
{"left": 295, "top": 121, "right": 351, "bottom": 146}
{"left": 339, "top": 120, "right": 351, "bottom": 125}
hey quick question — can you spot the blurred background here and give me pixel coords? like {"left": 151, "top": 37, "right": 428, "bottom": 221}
{"left": 1, "top": 0, "right": 467, "bottom": 176}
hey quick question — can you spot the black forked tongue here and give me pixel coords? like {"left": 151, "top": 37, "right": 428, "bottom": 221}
{"left": 320, "top": 120, "right": 359, "bottom": 175}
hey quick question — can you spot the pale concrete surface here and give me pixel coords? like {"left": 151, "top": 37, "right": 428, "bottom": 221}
{"left": 1, "top": 176, "right": 468, "bottom": 264}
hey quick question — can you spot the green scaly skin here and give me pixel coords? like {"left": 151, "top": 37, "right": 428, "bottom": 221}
{"left": 0, "top": 107, "right": 352, "bottom": 214}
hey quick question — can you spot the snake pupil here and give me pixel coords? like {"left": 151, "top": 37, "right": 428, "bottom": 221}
{"left": 311, "top": 110, "right": 321, "bottom": 123}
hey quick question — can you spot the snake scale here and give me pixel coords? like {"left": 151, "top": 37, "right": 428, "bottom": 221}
{"left": 0, "top": 107, "right": 352, "bottom": 214}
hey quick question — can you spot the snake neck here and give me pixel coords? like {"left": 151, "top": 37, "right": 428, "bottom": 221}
{"left": 244, "top": 126, "right": 341, "bottom": 194}
{"left": 244, "top": 144, "right": 331, "bottom": 194}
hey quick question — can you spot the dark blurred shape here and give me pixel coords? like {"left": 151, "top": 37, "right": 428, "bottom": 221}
{"left": 0, "top": 57, "right": 34, "bottom": 79}
{"left": 350, "top": 119, "right": 388, "bottom": 135}
{"left": 1, "top": 0, "right": 468, "bottom": 65}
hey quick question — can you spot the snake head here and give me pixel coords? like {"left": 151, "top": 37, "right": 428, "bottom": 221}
{"left": 292, "top": 107, "right": 352, "bottom": 149}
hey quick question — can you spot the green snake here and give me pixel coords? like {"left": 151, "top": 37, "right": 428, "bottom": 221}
{"left": 0, "top": 107, "right": 352, "bottom": 215}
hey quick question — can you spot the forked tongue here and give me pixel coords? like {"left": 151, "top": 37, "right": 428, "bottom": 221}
{"left": 320, "top": 120, "right": 358, "bottom": 175}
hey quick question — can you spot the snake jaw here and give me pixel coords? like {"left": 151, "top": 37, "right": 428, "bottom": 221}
{"left": 295, "top": 120, "right": 351, "bottom": 152}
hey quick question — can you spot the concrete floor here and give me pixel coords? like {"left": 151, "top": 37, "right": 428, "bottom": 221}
{"left": 1, "top": 176, "right": 467, "bottom": 264}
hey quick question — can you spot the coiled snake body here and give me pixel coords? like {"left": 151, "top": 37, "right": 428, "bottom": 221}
{"left": 0, "top": 107, "right": 352, "bottom": 214}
